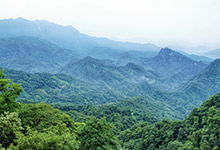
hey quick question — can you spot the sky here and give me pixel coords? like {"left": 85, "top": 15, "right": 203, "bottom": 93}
{"left": 0, "top": 0, "right": 220, "bottom": 54}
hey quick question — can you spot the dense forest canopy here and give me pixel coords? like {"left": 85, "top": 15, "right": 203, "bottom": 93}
{"left": 0, "top": 71, "right": 220, "bottom": 150}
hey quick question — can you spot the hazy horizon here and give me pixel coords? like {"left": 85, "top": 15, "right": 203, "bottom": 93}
{"left": 1, "top": 0, "right": 220, "bottom": 54}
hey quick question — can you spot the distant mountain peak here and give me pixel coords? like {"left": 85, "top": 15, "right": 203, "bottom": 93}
{"left": 144, "top": 47, "right": 208, "bottom": 81}
{"left": 0, "top": 17, "right": 160, "bottom": 52}
{"left": 158, "top": 48, "right": 184, "bottom": 58}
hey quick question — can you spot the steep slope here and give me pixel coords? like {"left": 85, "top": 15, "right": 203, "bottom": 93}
{"left": 144, "top": 48, "right": 207, "bottom": 78}
{"left": 143, "top": 48, "right": 208, "bottom": 90}
{"left": 0, "top": 17, "right": 160, "bottom": 54}
{"left": 119, "top": 94, "right": 220, "bottom": 150}
{"left": 0, "top": 36, "right": 78, "bottom": 73}
{"left": 175, "top": 59, "right": 220, "bottom": 103}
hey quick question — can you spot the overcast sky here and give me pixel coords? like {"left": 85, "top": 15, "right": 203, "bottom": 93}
{"left": 1, "top": 0, "right": 220, "bottom": 53}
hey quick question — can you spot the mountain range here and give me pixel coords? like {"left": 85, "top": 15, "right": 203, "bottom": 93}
{"left": 0, "top": 17, "right": 220, "bottom": 121}
{"left": 0, "top": 17, "right": 160, "bottom": 56}
{"left": 0, "top": 17, "right": 214, "bottom": 61}
{"left": 3, "top": 55, "right": 220, "bottom": 118}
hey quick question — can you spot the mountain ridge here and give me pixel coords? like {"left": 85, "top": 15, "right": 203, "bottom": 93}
{"left": 0, "top": 17, "right": 160, "bottom": 54}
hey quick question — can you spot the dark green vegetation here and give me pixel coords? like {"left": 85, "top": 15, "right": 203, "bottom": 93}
{"left": 4, "top": 69, "right": 183, "bottom": 129}
{"left": 2, "top": 57, "right": 220, "bottom": 121}
{"left": 0, "top": 72, "right": 119, "bottom": 150}
{"left": 1, "top": 71, "right": 220, "bottom": 150}
{"left": 5, "top": 69, "right": 126, "bottom": 105}
{"left": 55, "top": 96, "right": 181, "bottom": 131}
{"left": 119, "top": 94, "right": 220, "bottom": 150}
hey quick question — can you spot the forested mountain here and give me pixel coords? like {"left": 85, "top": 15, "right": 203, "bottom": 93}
{"left": 144, "top": 48, "right": 207, "bottom": 78}
{"left": 0, "top": 17, "right": 220, "bottom": 150}
{"left": 119, "top": 94, "right": 220, "bottom": 150}
{"left": 5, "top": 68, "right": 182, "bottom": 119}
{"left": 60, "top": 56, "right": 168, "bottom": 99}
{"left": 142, "top": 48, "right": 208, "bottom": 91}
{"left": 61, "top": 56, "right": 159, "bottom": 84}
{"left": 4, "top": 69, "right": 127, "bottom": 105}
{"left": 3, "top": 58, "right": 220, "bottom": 118}
{"left": 0, "top": 71, "right": 219, "bottom": 150}
{"left": 55, "top": 96, "right": 183, "bottom": 131}
{"left": 0, "top": 36, "right": 79, "bottom": 73}
{"left": 175, "top": 59, "right": 220, "bottom": 103}
{"left": 0, "top": 72, "right": 120, "bottom": 149}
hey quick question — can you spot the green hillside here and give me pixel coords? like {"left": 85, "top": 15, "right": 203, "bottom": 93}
{"left": 5, "top": 69, "right": 126, "bottom": 105}
{"left": 1, "top": 71, "right": 220, "bottom": 150}
{"left": 55, "top": 96, "right": 182, "bottom": 131}
{"left": 119, "top": 94, "right": 220, "bottom": 150}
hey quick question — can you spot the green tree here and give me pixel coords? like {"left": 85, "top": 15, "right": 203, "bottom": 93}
{"left": 10, "top": 123, "right": 80, "bottom": 150}
{"left": 0, "top": 70, "right": 22, "bottom": 114}
{"left": 79, "top": 117, "right": 120, "bottom": 150}
{"left": 18, "top": 103, "right": 76, "bottom": 131}
{"left": 0, "top": 112, "right": 23, "bottom": 148}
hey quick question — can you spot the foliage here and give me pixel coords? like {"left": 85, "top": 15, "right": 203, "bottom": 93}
{"left": 1, "top": 68, "right": 220, "bottom": 150}
{"left": 10, "top": 124, "right": 80, "bottom": 150}
{"left": 119, "top": 94, "right": 220, "bottom": 150}
{"left": 56, "top": 96, "right": 181, "bottom": 131}
{"left": 0, "top": 70, "right": 22, "bottom": 114}
{"left": 5, "top": 69, "right": 125, "bottom": 105}
{"left": 0, "top": 112, "right": 23, "bottom": 148}
{"left": 78, "top": 117, "right": 120, "bottom": 150}
{"left": 18, "top": 103, "right": 76, "bottom": 131}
